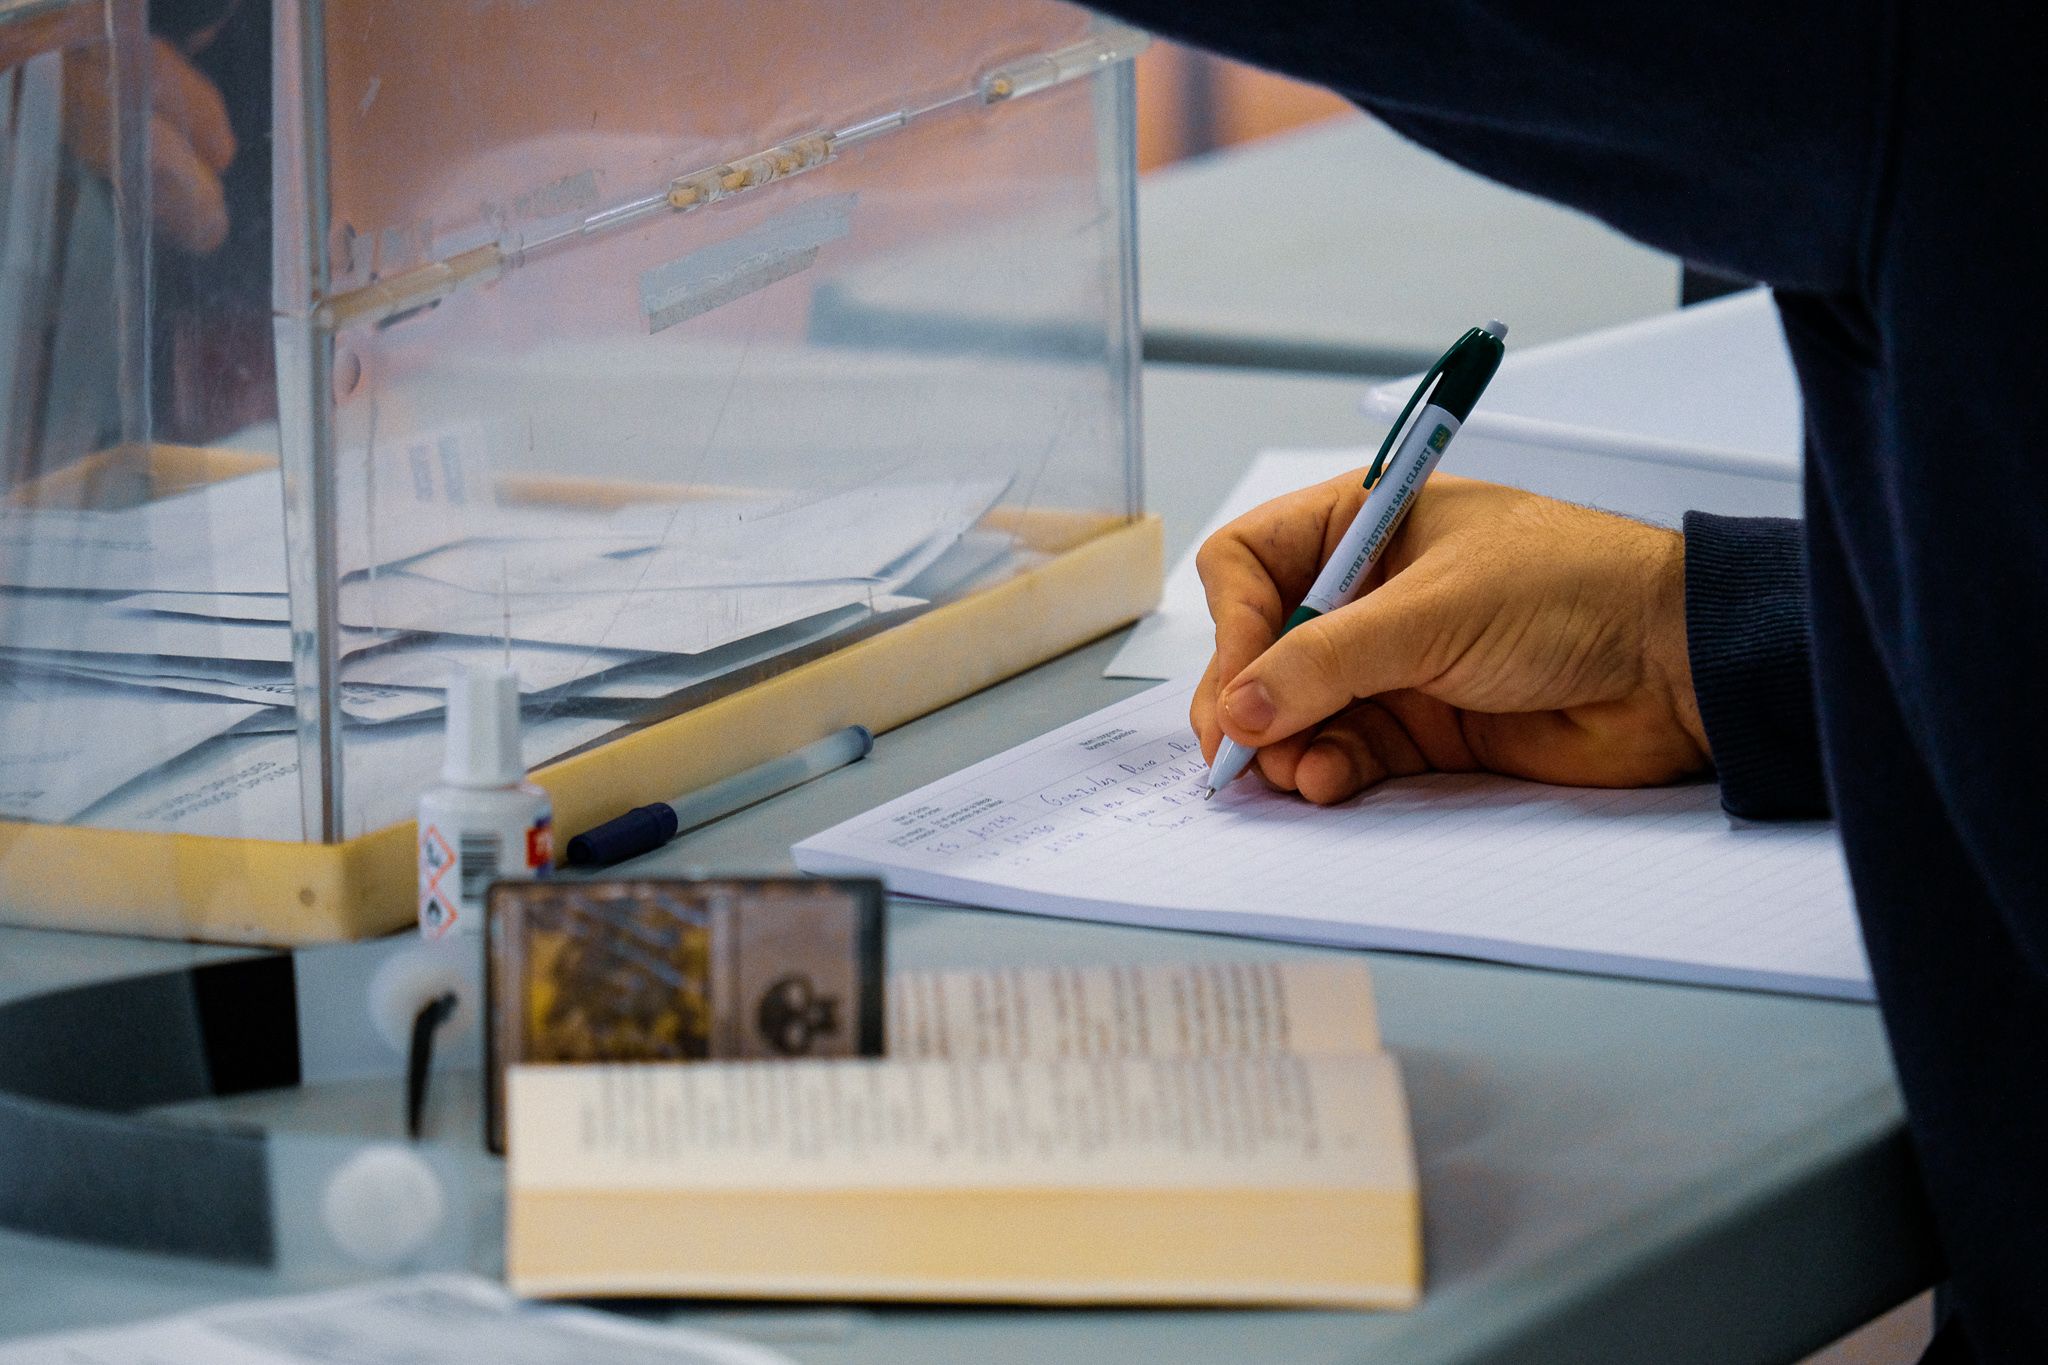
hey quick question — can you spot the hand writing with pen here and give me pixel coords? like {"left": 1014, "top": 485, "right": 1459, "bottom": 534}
{"left": 1193, "top": 473, "right": 1712, "bottom": 804}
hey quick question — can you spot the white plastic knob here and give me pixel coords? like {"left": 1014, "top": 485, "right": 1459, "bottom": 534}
{"left": 365, "top": 941, "right": 478, "bottom": 1056}
{"left": 320, "top": 1144, "right": 446, "bottom": 1266}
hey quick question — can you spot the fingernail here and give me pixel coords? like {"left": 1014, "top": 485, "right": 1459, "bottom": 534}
{"left": 1224, "top": 680, "right": 1275, "bottom": 732}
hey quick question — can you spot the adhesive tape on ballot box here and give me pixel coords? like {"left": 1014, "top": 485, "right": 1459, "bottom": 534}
{"left": 0, "top": 937, "right": 494, "bottom": 1274}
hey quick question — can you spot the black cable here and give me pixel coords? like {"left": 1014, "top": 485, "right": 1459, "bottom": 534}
{"left": 405, "top": 993, "right": 459, "bottom": 1140}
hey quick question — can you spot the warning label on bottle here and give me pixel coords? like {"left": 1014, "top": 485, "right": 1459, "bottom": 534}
{"left": 419, "top": 823, "right": 460, "bottom": 938}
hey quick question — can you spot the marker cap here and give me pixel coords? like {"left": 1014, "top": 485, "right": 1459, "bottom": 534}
{"left": 441, "top": 666, "right": 524, "bottom": 787}
{"left": 565, "top": 802, "right": 681, "bottom": 868}
{"left": 1428, "top": 324, "right": 1508, "bottom": 422}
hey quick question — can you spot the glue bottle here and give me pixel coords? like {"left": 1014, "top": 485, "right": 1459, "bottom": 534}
{"left": 417, "top": 666, "right": 552, "bottom": 940}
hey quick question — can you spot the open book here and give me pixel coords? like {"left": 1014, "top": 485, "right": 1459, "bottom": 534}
{"left": 506, "top": 959, "right": 1420, "bottom": 1309}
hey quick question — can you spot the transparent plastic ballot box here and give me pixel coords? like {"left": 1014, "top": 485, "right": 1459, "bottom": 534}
{"left": 0, "top": 0, "right": 1158, "bottom": 943}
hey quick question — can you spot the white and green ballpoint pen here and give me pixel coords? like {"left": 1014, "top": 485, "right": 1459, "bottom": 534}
{"left": 1204, "top": 319, "right": 1509, "bottom": 798}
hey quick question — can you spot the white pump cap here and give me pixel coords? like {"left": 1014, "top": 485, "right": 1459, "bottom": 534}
{"left": 441, "top": 666, "right": 524, "bottom": 787}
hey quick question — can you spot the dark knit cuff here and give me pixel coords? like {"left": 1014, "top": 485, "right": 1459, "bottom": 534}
{"left": 1682, "top": 512, "right": 1830, "bottom": 820}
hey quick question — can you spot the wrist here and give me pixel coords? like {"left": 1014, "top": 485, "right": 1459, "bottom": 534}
{"left": 1679, "top": 512, "right": 1829, "bottom": 818}
{"left": 1643, "top": 527, "right": 1710, "bottom": 763}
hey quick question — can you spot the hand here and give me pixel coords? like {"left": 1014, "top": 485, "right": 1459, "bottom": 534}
{"left": 1192, "top": 472, "right": 1710, "bottom": 804}
{"left": 62, "top": 38, "right": 236, "bottom": 255}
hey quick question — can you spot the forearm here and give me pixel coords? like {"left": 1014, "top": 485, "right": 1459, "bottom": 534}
{"left": 1682, "top": 512, "right": 1829, "bottom": 819}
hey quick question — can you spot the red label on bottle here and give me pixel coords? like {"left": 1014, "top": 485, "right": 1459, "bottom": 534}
{"left": 527, "top": 818, "right": 553, "bottom": 871}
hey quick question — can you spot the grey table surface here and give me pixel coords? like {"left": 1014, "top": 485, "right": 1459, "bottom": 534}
{"left": 1139, "top": 118, "right": 1683, "bottom": 375}
{"left": 0, "top": 364, "right": 1934, "bottom": 1362}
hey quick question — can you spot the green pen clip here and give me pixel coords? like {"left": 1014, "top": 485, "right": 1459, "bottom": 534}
{"left": 1361, "top": 326, "right": 1486, "bottom": 491}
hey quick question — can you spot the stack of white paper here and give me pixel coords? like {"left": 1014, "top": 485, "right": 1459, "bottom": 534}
{"left": 1, "top": 457, "right": 1017, "bottom": 837}
{"left": 0, "top": 673, "right": 265, "bottom": 823}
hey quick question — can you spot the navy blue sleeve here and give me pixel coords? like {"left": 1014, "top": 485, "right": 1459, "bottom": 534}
{"left": 1681, "top": 513, "right": 1828, "bottom": 820}
{"left": 1093, "top": 3, "right": 2048, "bottom": 1354}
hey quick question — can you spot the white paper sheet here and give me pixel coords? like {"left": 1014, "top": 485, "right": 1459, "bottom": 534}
{"left": 324, "top": 422, "right": 713, "bottom": 575}
{"left": 0, "top": 470, "right": 288, "bottom": 593}
{"left": 573, "top": 594, "right": 924, "bottom": 699}
{"left": 1, "top": 591, "right": 395, "bottom": 662}
{"left": 202, "top": 596, "right": 928, "bottom": 726}
{"left": 795, "top": 681, "right": 1870, "bottom": 999}
{"left": 896, "top": 528, "right": 1026, "bottom": 600}
{"left": 0, "top": 674, "right": 264, "bottom": 821}
{"left": 0, "top": 449, "right": 576, "bottom": 596}
{"left": 406, "top": 478, "right": 1009, "bottom": 594}
{"left": 1106, "top": 451, "right": 1359, "bottom": 679}
{"left": 121, "top": 523, "right": 1014, "bottom": 642}
{"left": 80, "top": 475, "right": 1004, "bottom": 661}
{"left": 342, "top": 636, "right": 649, "bottom": 693}
{"left": 0, "top": 438, "right": 701, "bottom": 600}
{"left": 454, "top": 577, "right": 899, "bottom": 655}
{"left": 80, "top": 711, "right": 621, "bottom": 840}
{"left": 37, "top": 585, "right": 930, "bottom": 731}
{"left": 16, "top": 627, "right": 651, "bottom": 697}
{"left": 105, "top": 572, "right": 876, "bottom": 655}
{"left": 0, "top": 1274, "right": 792, "bottom": 1365}
{"left": 0, "top": 647, "right": 285, "bottom": 685}
{"left": 34, "top": 665, "right": 444, "bottom": 723}
{"left": 111, "top": 523, "right": 986, "bottom": 660}
{"left": 97, "top": 591, "right": 288, "bottom": 622}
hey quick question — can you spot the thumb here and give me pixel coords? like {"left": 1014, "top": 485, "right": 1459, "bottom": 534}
{"left": 1218, "top": 573, "right": 1449, "bottom": 746}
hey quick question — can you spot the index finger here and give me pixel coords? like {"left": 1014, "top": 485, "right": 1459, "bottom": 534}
{"left": 1193, "top": 474, "right": 1367, "bottom": 727}
{"left": 1191, "top": 529, "right": 1284, "bottom": 750}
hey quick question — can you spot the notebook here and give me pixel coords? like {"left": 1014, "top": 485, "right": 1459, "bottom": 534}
{"left": 794, "top": 681, "right": 1870, "bottom": 1000}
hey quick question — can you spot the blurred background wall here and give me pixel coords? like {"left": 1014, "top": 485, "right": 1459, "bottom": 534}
{"left": 1134, "top": 42, "right": 1353, "bottom": 172}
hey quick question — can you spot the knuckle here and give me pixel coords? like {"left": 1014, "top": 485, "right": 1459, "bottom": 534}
{"left": 1299, "top": 732, "right": 1371, "bottom": 805}
{"left": 1192, "top": 535, "right": 1236, "bottom": 587}
{"left": 1291, "top": 622, "right": 1356, "bottom": 702}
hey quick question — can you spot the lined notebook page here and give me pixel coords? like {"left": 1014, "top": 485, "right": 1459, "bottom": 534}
{"left": 795, "top": 682, "right": 1869, "bottom": 1000}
